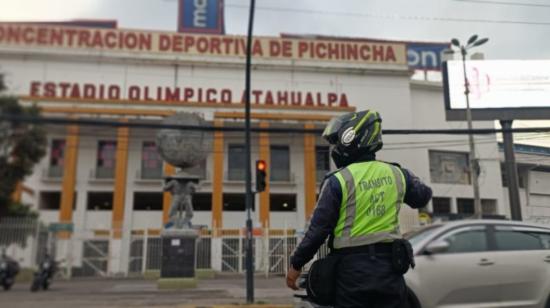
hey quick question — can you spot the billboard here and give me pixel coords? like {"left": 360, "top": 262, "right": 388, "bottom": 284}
{"left": 178, "top": 0, "right": 224, "bottom": 34}
{"left": 407, "top": 42, "right": 449, "bottom": 71}
{"left": 443, "top": 60, "right": 550, "bottom": 120}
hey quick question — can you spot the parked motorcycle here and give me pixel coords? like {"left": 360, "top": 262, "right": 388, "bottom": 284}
{"left": 0, "top": 250, "right": 20, "bottom": 291}
{"left": 30, "top": 254, "right": 57, "bottom": 292}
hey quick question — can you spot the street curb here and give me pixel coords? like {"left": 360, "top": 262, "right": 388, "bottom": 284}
{"left": 178, "top": 305, "right": 293, "bottom": 308}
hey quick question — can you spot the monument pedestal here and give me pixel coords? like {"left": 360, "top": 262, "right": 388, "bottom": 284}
{"left": 157, "top": 228, "right": 198, "bottom": 289}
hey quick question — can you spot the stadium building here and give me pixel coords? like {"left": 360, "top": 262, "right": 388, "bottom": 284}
{"left": 0, "top": 22, "right": 510, "bottom": 274}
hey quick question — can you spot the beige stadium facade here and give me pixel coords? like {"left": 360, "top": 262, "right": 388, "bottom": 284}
{"left": 0, "top": 23, "right": 508, "bottom": 274}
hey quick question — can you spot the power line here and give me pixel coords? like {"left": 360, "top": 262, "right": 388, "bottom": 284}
{"left": 453, "top": 0, "right": 550, "bottom": 8}
{"left": 226, "top": 3, "right": 550, "bottom": 26}
{"left": 3, "top": 114, "right": 550, "bottom": 135}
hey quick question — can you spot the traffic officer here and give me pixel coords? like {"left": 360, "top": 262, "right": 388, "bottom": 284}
{"left": 286, "top": 110, "right": 432, "bottom": 308}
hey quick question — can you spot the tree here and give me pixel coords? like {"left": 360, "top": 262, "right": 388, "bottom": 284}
{"left": 0, "top": 74, "right": 47, "bottom": 218}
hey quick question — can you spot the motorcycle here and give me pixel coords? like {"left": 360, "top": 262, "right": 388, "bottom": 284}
{"left": 30, "top": 255, "right": 58, "bottom": 292}
{"left": 294, "top": 272, "right": 331, "bottom": 308}
{"left": 0, "top": 251, "right": 20, "bottom": 291}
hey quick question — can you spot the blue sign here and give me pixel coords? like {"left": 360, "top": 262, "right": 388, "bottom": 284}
{"left": 178, "top": 0, "right": 224, "bottom": 34}
{"left": 407, "top": 43, "right": 449, "bottom": 71}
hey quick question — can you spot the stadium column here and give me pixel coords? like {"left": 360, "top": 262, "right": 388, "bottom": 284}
{"left": 58, "top": 123, "right": 79, "bottom": 239}
{"left": 162, "top": 163, "right": 176, "bottom": 225}
{"left": 212, "top": 120, "right": 224, "bottom": 235}
{"left": 211, "top": 120, "right": 224, "bottom": 272}
{"left": 259, "top": 121, "right": 270, "bottom": 229}
{"left": 112, "top": 119, "right": 129, "bottom": 239}
{"left": 303, "top": 123, "right": 317, "bottom": 221}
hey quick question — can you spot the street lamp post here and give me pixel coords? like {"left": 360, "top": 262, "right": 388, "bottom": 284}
{"left": 450, "top": 35, "right": 489, "bottom": 219}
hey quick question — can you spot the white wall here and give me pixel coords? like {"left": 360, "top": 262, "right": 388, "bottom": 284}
{"left": 409, "top": 81, "right": 506, "bottom": 216}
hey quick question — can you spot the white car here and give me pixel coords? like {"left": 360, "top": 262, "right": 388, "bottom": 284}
{"left": 405, "top": 220, "right": 550, "bottom": 308}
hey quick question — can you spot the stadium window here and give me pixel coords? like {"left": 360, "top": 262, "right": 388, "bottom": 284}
{"left": 432, "top": 197, "right": 451, "bottom": 215}
{"left": 270, "top": 145, "right": 290, "bottom": 182}
{"left": 457, "top": 198, "right": 475, "bottom": 215}
{"left": 87, "top": 192, "right": 113, "bottom": 211}
{"left": 193, "top": 193, "right": 212, "bottom": 211}
{"left": 315, "top": 146, "right": 330, "bottom": 183}
{"left": 270, "top": 194, "right": 297, "bottom": 212}
{"left": 228, "top": 144, "right": 245, "bottom": 181}
{"left": 133, "top": 192, "right": 163, "bottom": 210}
{"left": 48, "top": 139, "right": 65, "bottom": 178}
{"left": 141, "top": 141, "right": 163, "bottom": 179}
{"left": 429, "top": 150, "right": 471, "bottom": 185}
{"left": 223, "top": 193, "right": 249, "bottom": 211}
{"left": 96, "top": 141, "right": 117, "bottom": 179}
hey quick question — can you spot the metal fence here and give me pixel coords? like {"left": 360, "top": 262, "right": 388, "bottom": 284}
{"left": 0, "top": 217, "right": 55, "bottom": 268}
{"left": 0, "top": 218, "right": 424, "bottom": 279}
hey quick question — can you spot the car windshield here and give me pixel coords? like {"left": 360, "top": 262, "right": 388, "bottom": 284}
{"left": 405, "top": 224, "right": 443, "bottom": 246}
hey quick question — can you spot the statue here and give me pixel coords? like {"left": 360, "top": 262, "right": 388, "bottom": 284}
{"left": 163, "top": 176, "right": 198, "bottom": 229}
{"left": 156, "top": 112, "right": 212, "bottom": 229}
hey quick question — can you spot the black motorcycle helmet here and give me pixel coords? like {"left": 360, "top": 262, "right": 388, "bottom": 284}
{"left": 322, "top": 110, "right": 383, "bottom": 168}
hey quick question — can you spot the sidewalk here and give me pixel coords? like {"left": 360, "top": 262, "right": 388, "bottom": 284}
{"left": 1, "top": 275, "right": 297, "bottom": 308}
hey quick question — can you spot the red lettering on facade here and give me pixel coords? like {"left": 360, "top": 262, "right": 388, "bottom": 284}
{"left": 298, "top": 42, "right": 308, "bottom": 58}
{"left": 277, "top": 91, "right": 289, "bottom": 105}
{"left": 265, "top": 91, "right": 274, "bottom": 105}
{"left": 184, "top": 36, "right": 195, "bottom": 52}
{"left": 373, "top": 45, "right": 384, "bottom": 62}
{"left": 197, "top": 37, "right": 209, "bottom": 53}
{"left": 183, "top": 88, "right": 194, "bottom": 102}
{"left": 69, "top": 84, "right": 81, "bottom": 98}
{"left": 206, "top": 88, "right": 217, "bottom": 103}
{"left": 339, "top": 94, "right": 349, "bottom": 107}
{"left": 327, "top": 93, "right": 338, "bottom": 107}
{"left": 83, "top": 84, "right": 96, "bottom": 98}
{"left": 252, "top": 90, "right": 262, "bottom": 104}
{"left": 128, "top": 86, "right": 140, "bottom": 100}
{"left": 30, "top": 81, "right": 40, "bottom": 96}
{"left": 44, "top": 82, "right": 55, "bottom": 97}
{"left": 220, "top": 89, "right": 232, "bottom": 104}
{"left": 281, "top": 40, "right": 292, "bottom": 57}
{"left": 316, "top": 93, "right": 325, "bottom": 107}
{"left": 386, "top": 46, "right": 396, "bottom": 62}
{"left": 210, "top": 37, "right": 221, "bottom": 54}
{"left": 59, "top": 83, "right": 71, "bottom": 97}
{"left": 172, "top": 35, "right": 183, "bottom": 52}
{"left": 252, "top": 40, "right": 263, "bottom": 56}
{"left": 305, "top": 93, "right": 314, "bottom": 106}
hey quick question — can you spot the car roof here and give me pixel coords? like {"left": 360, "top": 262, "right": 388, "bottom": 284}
{"left": 434, "top": 219, "right": 550, "bottom": 231}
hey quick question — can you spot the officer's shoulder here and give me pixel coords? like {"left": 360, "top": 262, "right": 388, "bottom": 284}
{"left": 379, "top": 160, "right": 403, "bottom": 168}
{"left": 323, "top": 168, "right": 343, "bottom": 180}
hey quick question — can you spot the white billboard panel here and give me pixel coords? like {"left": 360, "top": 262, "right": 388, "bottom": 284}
{"left": 444, "top": 60, "right": 550, "bottom": 120}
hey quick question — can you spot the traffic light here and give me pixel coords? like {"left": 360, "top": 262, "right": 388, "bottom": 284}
{"left": 255, "top": 160, "right": 267, "bottom": 192}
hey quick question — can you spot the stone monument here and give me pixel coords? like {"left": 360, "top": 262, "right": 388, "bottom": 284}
{"left": 155, "top": 112, "right": 212, "bottom": 289}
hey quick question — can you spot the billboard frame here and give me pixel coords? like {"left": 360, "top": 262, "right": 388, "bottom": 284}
{"left": 442, "top": 61, "right": 550, "bottom": 121}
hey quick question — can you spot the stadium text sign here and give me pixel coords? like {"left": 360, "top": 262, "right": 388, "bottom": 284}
{"left": 0, "top": 23, "right": 406, "bottom": 65}
{"left": 27, "top": 81, "right": 350, "bottom": 109}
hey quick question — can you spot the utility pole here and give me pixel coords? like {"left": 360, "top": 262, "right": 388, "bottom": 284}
{"left": 500, "top": 120, "right": 522, "bottom": 220}
{"left": 450, "top": 35, "right": 488, "bottom": 219}
{"left": 244, "top": 0, "right": 256, "bottom": 303}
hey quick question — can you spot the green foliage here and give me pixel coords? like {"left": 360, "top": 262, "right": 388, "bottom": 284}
{"left": 0, "top": 74, "right": 47, "bottom": 218}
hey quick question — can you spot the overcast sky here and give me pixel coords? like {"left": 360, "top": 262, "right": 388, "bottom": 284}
{"left": 1, "top": 0, "right": 549, "bottom": 146}
{"left": 1, "top": 0, "right": 550, "bottom": 60}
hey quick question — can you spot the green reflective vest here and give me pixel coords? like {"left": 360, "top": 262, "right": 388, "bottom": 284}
{"left": 332, "top": 161, "right": 406, "bottom": 249}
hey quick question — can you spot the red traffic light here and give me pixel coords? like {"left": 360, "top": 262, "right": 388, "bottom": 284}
{"left": 256, "top": 160, "right": 267, "bottom": 171}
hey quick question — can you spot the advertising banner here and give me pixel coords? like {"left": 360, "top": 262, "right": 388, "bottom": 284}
{"left": 443, "top": 60, "right": 550, "bottom": 120}
{"left": 178, "top": 0, "right": 224, "bottom": 34}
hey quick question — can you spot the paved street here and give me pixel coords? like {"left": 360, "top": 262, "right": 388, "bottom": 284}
{"left": 0, "top": 276, "right": 296, "bottom": 308}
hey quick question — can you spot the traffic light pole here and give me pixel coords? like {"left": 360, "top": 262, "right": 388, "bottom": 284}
{"left": 244, "top": 0, "right": 256, "bottom": 303}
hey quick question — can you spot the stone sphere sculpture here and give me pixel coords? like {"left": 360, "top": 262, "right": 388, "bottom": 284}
{"left": 156, "top": 112, "right": 213, "bottom": 170}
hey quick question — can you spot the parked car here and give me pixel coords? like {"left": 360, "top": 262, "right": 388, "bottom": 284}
{"left": 405, "top": 219, "right": 550, "bottom": 308}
